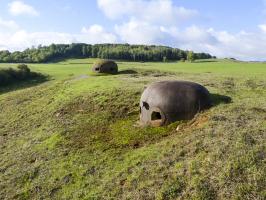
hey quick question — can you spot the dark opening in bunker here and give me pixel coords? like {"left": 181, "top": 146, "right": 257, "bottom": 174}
{"left": 95, "top": 67, "right": 100, "bottom": 71}
{"left": 151, "top": 111, "right": 162, "bottom": 121}
{"left": 143, "top": 102, "right": 150, "bottom": 110}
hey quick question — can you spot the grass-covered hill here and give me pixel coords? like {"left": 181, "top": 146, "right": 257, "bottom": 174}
{"left": 0, "top": 59, "right": 265, "bottom": 199}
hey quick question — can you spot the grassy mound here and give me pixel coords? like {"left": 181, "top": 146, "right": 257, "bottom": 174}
{"left": 0, "top": 64, "right": 47, "bottom": 87}
{"left": 0, "top": 59, "right": 265, "bottom": 199}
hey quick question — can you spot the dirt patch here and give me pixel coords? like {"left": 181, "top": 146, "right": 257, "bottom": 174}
{"left": 119, "top": 69, "right": 178, "bottom": 78}
{"left": 176, "top": 113, "right": 210, "bottom": 132}
{"left": 222, "top": 78, "right": 235, "bottom": 91}
{"left": 65, "top": 75, "right": 89, "bottom": 83}
{"left": 138, "top": 69, "right": 177, "bottom": 77}
{"left": 245, "top": 79, "right": 266, "bottom": 89}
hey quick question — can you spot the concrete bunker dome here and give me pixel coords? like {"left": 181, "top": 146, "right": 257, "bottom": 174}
{"left": 140, "top": 81, "right": 212, "bottom": 127}
{"left": 92, "top": 59, "right": 118, "bottom": 74}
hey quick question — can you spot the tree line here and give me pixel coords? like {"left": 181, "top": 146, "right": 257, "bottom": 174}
{"left": 0, "top": 43, "right": 214, "bottom": 63}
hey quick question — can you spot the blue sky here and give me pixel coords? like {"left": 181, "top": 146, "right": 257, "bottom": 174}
{"left": 0, "top": 0, "right": 266, "bottom": 60}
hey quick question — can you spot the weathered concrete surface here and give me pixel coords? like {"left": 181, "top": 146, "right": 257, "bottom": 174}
{"left": 140, "top": 81, "right": 212, "bottom": 127}
{"left": 92, "top": 60, "right": 118, "bottom": 74}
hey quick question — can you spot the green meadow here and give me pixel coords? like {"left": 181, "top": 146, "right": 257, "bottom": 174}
{"left": 0, "top": 59, "right": 265, "bottom": 199}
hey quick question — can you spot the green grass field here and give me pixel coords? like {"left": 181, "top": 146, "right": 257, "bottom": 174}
{"left": 0, "top": 59, "right": 265, "bottom": 199}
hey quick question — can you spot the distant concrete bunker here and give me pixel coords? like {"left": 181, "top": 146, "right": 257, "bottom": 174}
{"left": 140, "top": 81, "right": 212, "bottom": 127}
{"left": 92, "top": 60, "right": 118, "bottom": 74}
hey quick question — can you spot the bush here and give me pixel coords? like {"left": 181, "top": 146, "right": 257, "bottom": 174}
{"left": 17, "top": 64, "right": 30, "bottom": 73}
{"left": 0, "top": 70, "right": 12, "bottom": 85}
{"left": 0, "top": 64, "right": 45, "bottom": 86}
{"left": 16, "top": 64, "right": 31, "bottom": 80}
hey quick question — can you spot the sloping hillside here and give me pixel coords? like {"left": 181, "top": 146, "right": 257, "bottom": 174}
{"left": 0, "top": 59, "right": 265, "bottom": 199}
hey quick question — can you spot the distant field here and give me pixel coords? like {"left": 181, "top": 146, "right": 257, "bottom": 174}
{"left": 1, "top": 58, "right": 266, "bottom": 79}
{"left": 0, "top": 59, "right": 265, "bottom": 199}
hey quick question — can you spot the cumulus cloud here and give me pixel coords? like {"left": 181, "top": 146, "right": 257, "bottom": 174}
{"left": 108, "top": 0, "right": 198, "bottom": 45}
{"left": 8, "top": 1, "right": 39, "bottom": 16}
{"left": 1, "top": 0, "right": 266, "bottom": 60}
{"left": 167, "top": 26, "right": 266, "bottom": 61}
{"left": 0, "top": 17, "right": 19, "bottom": 32}
{"left": 0, "top": 18, "right": 20, "bottom": 50}
{"left": 0, "top": 24, "right": 117, "bottom": 51}
{"left": 98, "top": 0, "right": 266, "bottom": 60}
{"left": 115, "top": 19, "right": 166, "bottom": 44}
{"left": 97, "top": 0, "right": 198, "bottom": 25}
{"left": 81, "top": 25, "right": 117, "bottom": 43}
{"left": 258, "top": 24, "right": 266, "bottom": 33}
{"left": 115, "top": 19, "right": 266, "bottom": 61}
{"left": 0, "top": 30, "right": 75, "bottom": 51}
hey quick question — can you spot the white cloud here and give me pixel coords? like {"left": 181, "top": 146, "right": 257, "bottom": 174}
{"left": 258, "top": 24, "right": 266, "bottom": 33}
{"left": 2, "top": 21, "right": 266, "bottom": 61}
{"left": 0, "top": 17, "right": 19, "bottom": 32}
{"left": 15, "top": 31, "right": 74, "bottom": 47}
{"left": 0, "top": 18, "right": 20, "bottom": 50}
{"left": 168, "top": 26, "right": 266, "bottom": 61}
{"left": 115, "top": 19, "right": 266, "bottom": 61}
{"left": 0, "top": 24, "right": 117, "bottom": 51}
{"left": 81, "top": 24, "right": 117, "bottom": 43}
{"left": 1, "top": 0, "right": 266, "bottom": 60}
{"left": 0, "top": 30, "right": 74, "bottom": 51}
{"left": 97, "top": 0, "right": 198, "bottom": 25}
{"left": 115, "top": 19, "right": 165, "bottom": 44}
{"left": 8, "top": 1, "right": 39, "bottom": 16}
{"left": 97, "top": 0, "right": 266, "bottom": 61}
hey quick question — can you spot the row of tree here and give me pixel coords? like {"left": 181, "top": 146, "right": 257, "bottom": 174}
{"left": 0, "top": 43, "right": 214, "bottom": 63}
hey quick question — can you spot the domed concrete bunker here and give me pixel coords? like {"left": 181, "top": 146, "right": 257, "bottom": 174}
{"left": 92, "top": 60, "right": 118, "bottom": 74}
{"left": 140, "top": 81, "right": 212, "bottom": 127}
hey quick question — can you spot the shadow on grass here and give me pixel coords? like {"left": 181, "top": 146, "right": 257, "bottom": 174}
{"left": 210, "top": 93, "right": 232, "bottom": 106}
{"left": 67, "top": 62, "right": 94, "bottom": 65}
{"left": 90, "top": 69, "right": 138, "bottom": 76}
{"left": 195, "top": 60, "right": 218, "bottom": 63}
{"left": 0, "top": 74, "right": 50, "bottom": 95}
{"left": 118, "top": 70, "right": 138, "bottom": 75}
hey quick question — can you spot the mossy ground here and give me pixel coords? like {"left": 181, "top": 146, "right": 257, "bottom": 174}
{"left": 0, "top": 59, "right": 265, "bottom": 199}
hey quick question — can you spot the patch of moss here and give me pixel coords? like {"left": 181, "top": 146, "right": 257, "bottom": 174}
{"left": 36, "top": 133, "right": 63, "bottom": 151}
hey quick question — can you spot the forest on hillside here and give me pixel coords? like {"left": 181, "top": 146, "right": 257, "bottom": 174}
{"left": 0, "top": 43, "right": 214, "bottom": 63}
